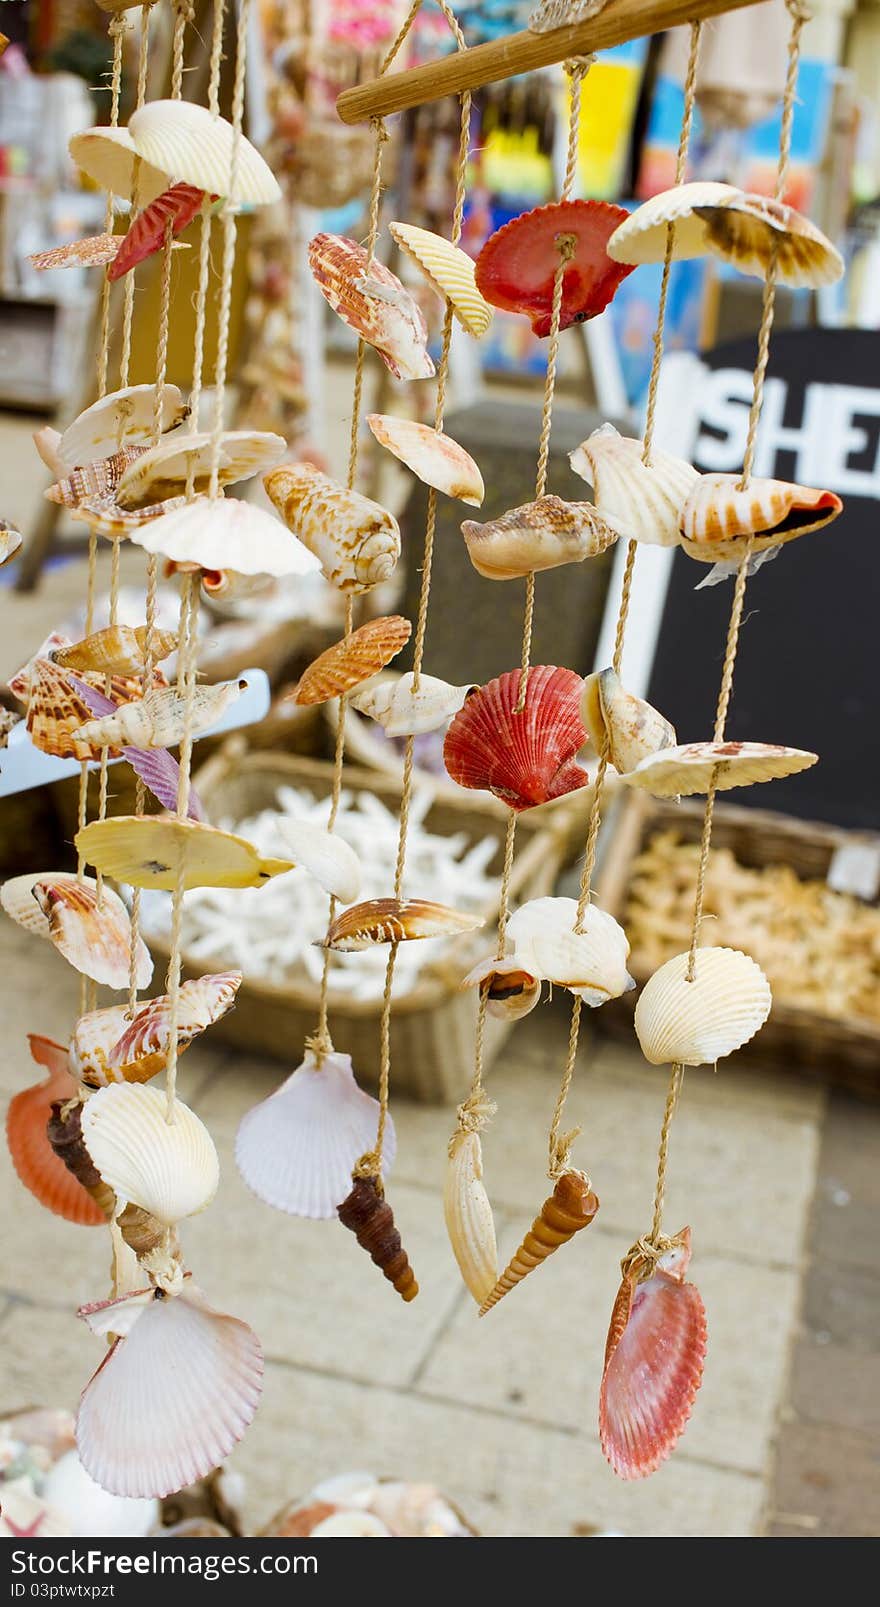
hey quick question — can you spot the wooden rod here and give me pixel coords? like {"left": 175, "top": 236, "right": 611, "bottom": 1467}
{"left": 337, "top": 0, "right": 764, "bottom": 123}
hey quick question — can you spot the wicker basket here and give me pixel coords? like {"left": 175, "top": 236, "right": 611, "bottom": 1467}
{"left": 152, "top": 743, "right": 585, "bottom": 1103}
{"left": 595, "top": 792, "right": 880, "bottom": 1094}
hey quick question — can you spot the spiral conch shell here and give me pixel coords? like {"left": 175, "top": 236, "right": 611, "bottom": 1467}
{"left": 635, "top": 946, "right": 772, "bottom": 1066}
{"left": 81, "top": 1084, "right": 219, "bottom": 1225}
{"left": 263, "top": 464, "right": 400, "bottom": 593}
{"left": 623, "top": 739, "right": 818, "bottom": 798}
{"left": 570, "top": 424, "right": 699, "bottom": 547}
{"left": 351, "top": 672, "right": 475, "bottom": 737}
{"left": 461, "top": 495, "right": 617, "bottom": 581}
{"left": 52, "top": 624, "right": 177, "bottom": 676}
{"left": 444, "top": 1125, "right": 498, "bottom": 1305}
{"left": 367, "top": 415, "right": 485, "bottom": 506}
{"left": 338, "top": 1175, "right": 419, "bottom": 1302}
{"left": 45, "top": 448, "right": 147, "bottom": 509}
{"left": 479, "top": 1170, "right": 599, "bottom": 1315}
{"left": 505, "top": 897, "right": 634, "bottom": 1006}
{"left": 308, "top": 233, "right": 435, "bottom": 381}
{"left": 679, "top": 473, "right": 843, "bottom": 561}
{"left": 388, "top": 221, "right": 493, "bottom": 338}
{"left": 71, "top": 680, "right": 245, "bottom": 750}
{"left": 581, "top": 668, "right": 676, "bottom": 775}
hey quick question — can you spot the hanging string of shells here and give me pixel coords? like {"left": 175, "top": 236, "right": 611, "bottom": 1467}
{"left": 4, "top": 0, "right": 845, "bottom": 1499}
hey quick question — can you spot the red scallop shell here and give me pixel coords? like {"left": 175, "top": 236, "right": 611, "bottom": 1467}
{"left": 443, "top": 665, "right": 588, "bottom": 812}
{"left": 109, "top": 183, "right": 207, "bottom": 283}
{"left": 475, "top": 201, "right": 635, "bottom": 337}
{"left": 599, "top": 1228, "right": 707, "bottom": 1480}
{"left": 6, "top": 1035, "right": 104, "bottom": 1227}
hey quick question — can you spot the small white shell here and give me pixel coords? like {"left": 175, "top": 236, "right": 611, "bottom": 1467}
{"left": 72, "top": 680, "right": 244, "bottom": 750}
{"left": 310, "top": 1512, "right": 392, "bottom": 1537}
{"left": 68, "top": 125, "right": 170, "bottom": 209}
{"left": 351, "top": 672, "right": 474, "bottom": 737}
{"left": 117, "top": 431, "right": 286, "bottom": 509}
{"left": 444, "top": 1127, "right": 498, "bottom": 1305}
{"left": 622, "top": 740, "right": 818, "bottom": 798}
{"left": 128, "top": 100, "right": 281, "bottom": 206}
{"left": 81, "top": 1084, "right": 219, "bottom": 1224}
{"left": 235, "top": 1048, "right": 395, "bottom": 1220}
{"left": 131, "top": 496, "right": 321, "bottom": 578}
{"left": 505, "top": 896, "right": 634, "bottom": 1006}
{"left": 388, "top": 221, "right": 493, "bottom": 338}
{"left": 581, "top": 668, "right": 676, "bottom": 775}
{"left": 277, "top": 818, "right": 363, "bottom": 903}
{"left": 58, "top": 385, "right": 188, "bottom": 472}
{"left": 367, "top": 415, "right": 484, "bottom": 506}
{"left": 570, "top": 424, "right": 699, "bottom": 547}
{"left": 42, "top": 1451, "right": 159, "bottom": 1539}
{"left": 634, "top": 946, "right": 772, "bottom": 1066}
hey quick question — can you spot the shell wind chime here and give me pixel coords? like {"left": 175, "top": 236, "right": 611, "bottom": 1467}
{"left": 5, "top": 0, "right": 846, "bottom": 1505}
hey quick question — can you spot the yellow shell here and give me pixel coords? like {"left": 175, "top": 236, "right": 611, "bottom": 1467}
{"left": 634, "top": 946, "right": 772, "bottom": 1066}
{"left": 389, "top": 222, "right": 493, "bottom": 338}
{"left": 569, "top": 424, "right": 699, "bottom": 547}
{"left": 128, "top": 99, "right": 281, "bottom": 206}
{"left": 622, "top": 739, "right": 818, "bottom": 798}
{"left": 68, "top": 125, "right": 170, "bottom": 208}
{"left": 679, "top": 474, "right": 843, "bottom": 560}
{"left": 444, "top": 1127, "right": 498, "bottom": 1305}
{"left": 52, "top": 624, "right": 177, "bottom": 677}
{"left": 75, "top": 815, "right": 294, "bottom": 891}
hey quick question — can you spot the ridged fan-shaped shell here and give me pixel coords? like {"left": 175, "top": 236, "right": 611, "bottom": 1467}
{"left": 443, "top": 664, "right": 588, "bottom": 812}
{"left": 623, "top": 739, "right": 818, "bottom": 798}
{"left": 53, "top": 624, "right": 177, "bottom": 676}
{"left": 68, "top": 124, "right": 170, "bottom": 208}
{"left": 367, "top": 415, "right": 484, "bottom": 506}
{"left": 276, "top": 818, "right": 362, "bottom": 903}
{"left": 132, "top": 495, "right": 319, "bottom": 579}
{"left": 58, "top": 385, "right": 188, "bottom": 471}
{"left": 570, "top": 424, "right": 699, "bottom": 547}
{"left": 505, "top": 897, "right": 634, "bottom": 1005}
{"left": 72, "top": 679, "right": 245, "bottom": 750}
{"left": 308, "top": 233, "right": 434, "bottom": 382}
{"left": 680, "top": 473, "right": 843, "bottom": 560}
{"left": 581, "top": 668, "right": 676, "bottom": 775}
{"left": 264, "top": 465, "right": 400, "bottom": 593}
{"left": 129, "top": 99, "right": 281, "bottom": 206}
{"left": 70, "top": 972, "right": 242, "bottom": 1087}
{"left": 109, "top": 183, "right": 204, "bottom": 283}
{"left": 117, "top": 430, "right": 285, "bottom": 510}
{"left": 634, "top": 946, "right": 772, "bottom": 1066}
{"left": 294, "top": 616, "right": 412, "bottom": 707}
{"left": 20, "top": 659, "right": 153, "bottom": 761}
{"left": 461, "top": 954, "right": 541, "bottom": 1021}
{"left": 324, "top": 897, "right": 484, "bottom": 951}
{"left": 351, "top": 672, "right": 474, "bottom": 737}
{"left": 81, "top": 1083, "right": 219, "bottom": 1223}
{"left": 607, "top": 181, "right": 742, "bottom": 263}
{"left": 389, "top": 221, "right": 493, "bottom": 337}
{"left": 475, "top": 200, "right": 634, "bottom": 337}
{"left": 75, "top": 815, "right": 294, "bottom": 891}
{"left": 1, "top": 872, "right": 152, "bottom": 989}
{"left": 462, "top": 495, "right": 617, "bottom": 580}
{"left": 444, "top": 1127, "right": 498, "bottom": 1304}
{"left": 6, "top": 1036, "right": 105, "bottom": 1226}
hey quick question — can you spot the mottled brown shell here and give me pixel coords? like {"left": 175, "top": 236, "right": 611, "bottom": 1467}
{"left": 479, "top": 1169, "right": 599, "bottom": 1314}
{"left": 46, "top": 1101, "right": 115, "bottom": 1219}
{"left": 117, "top": 1202, "right": 169, "bottom": 1256}
{"left": 337, "top": 1175, "right": 418, "bottom": 1302}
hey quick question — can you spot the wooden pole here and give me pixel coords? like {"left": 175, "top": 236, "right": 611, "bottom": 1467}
{"left": 337, "top": 0, "right": 765, "bottom": 123}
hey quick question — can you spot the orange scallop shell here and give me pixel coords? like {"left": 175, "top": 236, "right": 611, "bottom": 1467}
{"left": 474, "top": 201, "right": 634, "bottom": 337}
{"left": 6, "top": 1035, "right": 105, "bottom": 1226}
{"left": 293, "top": 616, "right": 412, "bottom": 707}
{"left": 24, "top": 659, "right": 163, "bottom": 761}
{"left": 443, "top": 665, "right": 589, "bottom": 811}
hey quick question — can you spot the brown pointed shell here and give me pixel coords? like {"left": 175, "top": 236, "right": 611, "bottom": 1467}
{"left": 462, "top": 495, "right": 617, "bottom": 580}
{"left": 52, "top": 624, "right": 177, "bottom": 676}
{"left": 46, "top": 1100, "right": 115, "bottom": 1219}
{"left": 293, "top": 616, "right": 412, "bottom": 707}
{"left": 324, "top": 897, "right": 485, "bottom": 951}
{"left": 337, "top": 1175, "right": 418, "bottom": 1302}
{"left": 264, "top": 464, "right": 400, "bottom": 593}
{"left": 45, "top": 447, "right": 147, "bottom": 509}
{"left": 479, "top": 1170, "right": 599, "bottom": 1315}
{"left": 680, "top": 473, "right": 843, "bottom": 560}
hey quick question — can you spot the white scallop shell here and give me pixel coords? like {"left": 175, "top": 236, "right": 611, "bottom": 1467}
{"left": 622, "top": 740, "right": 818, "bottom": 798}
{"left": 607, "top": 181, "right": 743, "bottom": 263}
{"left": 58, "top": 385, "right": 188, "bottom": 472}
{"left": 581, "top": 668, "right": 676, "bottom": 775}
{"left": 388, "top": 221, "right": 493, "bottom": 338}
{"left": 569, "top": 424, "right": 699, "bottom": 547}
{"left": 634, "top": 946, "right": 772, "bottom": 1066}
{"left": 351, "top": 672, "right": 474, "bottom": 737}
{"left": 117, "top": 430, "right": 286, "bottom": 509}
{"left": 128, "top": 100, "right": 281, "bottom": 206}
{"left": 76, "top": 1283, "right": 263, "bottom": 1498}
{"left": 81, "top": 1084, "right": 219, "bottom": 1224}
{"left": 131, "top": 496, "right": 321, "bottom": 578}
{"left": 444, "top": 1127, "right": 498, "bottom": 1305}
{"left": 42, "top": 1451, "right": 159, "bottom": 1539}
{"left": 235, "top": 1048, "right": 395, "bottom": 1220}
{"left": 277, "top": 818, "right": 362, "bottom": 903}
{"left": 367, "top": 415, "right": 484, "bottom": 506}
{"left": 505, "top": 896, "right": 634, "bottom": 1006}
{"left": 68, "top": 126, "right": 170, "bottom": 209}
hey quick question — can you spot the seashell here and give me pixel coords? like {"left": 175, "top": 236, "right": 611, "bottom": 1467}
{"left": 1, "top": 521, "right": 23, "bottom": 566}
{"left": 58, "top": 384, "right": 188, "bottom": 470}
{"left": 68, "top": 124, "right": 170, "bottom": 209}
{"left": 75, "top": 815, "right": 294, "bottom": 891}
{"left": 529, "top": 0, "right": 609, "bottom": 30}
{"left": 443, "top": 664, "right": 588, "bottom": 812}
{"left": 461, "top": 953, "right": 541, "bottom": 1021}
{"left": 29, "top": 234, "right": 121, "bottom": 272}
{"left": 70, "top": 494, "right": 188, "bottom": 541}
{"left": 366, "top": 415, "right": 485, "bottom": 506}
{"left": 52, "top": 624, "right": 177, "bottom": 676}
{"left": 8, "top": 630, "right": 70, "bottom": 700}
{"left": 117, "top": 430, "right": 286, "bottom": 509}
{"left": 81, "top": 1083, "right": 219, "bottom": 1223}
{"left": 505, "top": 896, "right": 634, "bottom": 1006}
{"left": 46, "top": 447, "right": 148, "bottom": 508}
{"left": 622, "top": 739, "right": 818, "bottom": 798}
{"left": 0, "top": 1482, "right": 71, "bottom": 1540}
{"left": 129, "top": 99, "right": 281, "bottom": 207}
{"left": 679, "top": 472, "right": 843, "bottom": 561}
{"left": 444, "top": 1127, "right": 498, "bottom": 1305}
{"left": 235, "top": 1047, "right": 395, "bottom": 1219}
{"left": 323, "top": 897, "right": 484, "bottom": 951}
{"left": 581, "top": 668, "right": 676, "bottom": 775}
{"left": 337, "top": 1175, "right": 418, "bottom": 1302}
{"left": 389, "top": 221, "right": 493, "bottom": 337}
{"left": 6, "top": 1035, "right": 105, "bottom": 1226}
{"left": 351, "top": 672, "right": 475, "bottom": 737}
{"left": 294, "top": 615, "right": 412, "bottom": 707}
{"left": 42, "top": 1450, "right": 159, "bottom": 1539}
{"left": 474, "top": 200, "right": 634, "bottom": 337}
{"left": 0, "top": 707, "right": 21, "bottom": 747}
{"left": 599, "top": 1228, "right": 707, "bottom": 1479}
{"left": 310, "top": 1511, "right": 392, "bottom": 1537}
{"left": 277, "top": 818, "right": 362, "bottom": 903}
{"left": 116, "top": 1203, "right": 170, "bottom": 1257}
{"left": 1, "top": 872, "right": 152, "bottom": 990}
{"left": 263, "top": 464, "right": 400, "bottom": 593}
{"left": 607, "top": 182, "right": 844, "bottom": 289}
{"left": 20, "top": 659, "right": 153, "bottom": 761}
{"left": 262, "top": 1502, "right": 339, "bottom": 1537}
{"left": 70, "top": 973, "right": 242, "bottom": 1087}
{"left": 76, "top": 1282, "right": 263, "bottom": 1498}
{"left": 479, "top": 1170, "right": 599, "bottom": 1314}
{"left": 569, "top": 423, "right": 699, "bottom": 547}
{"left": 46, "top": 1100, "right": 116, "bottom": 1220}
{"left": 33, "top": 425, "right": 66, "bottom": 476}
{"left": 71, "top": 679, "right": 245, "bottom": 750}
{"left": 109, "top": 183, "right": 206, "bottom": 282}
{"left": 461, "top": 495, "right": 617, "bottom": 580}
{"left": 634, "top": 946, "right": 772, "bottom": 1066}
{"left": 367, "top": 1480, "right": 475, "bottom": 1538}
{"left": 131, "top": 495, "right": 320, "bottom": 578}
{"left": 308, "top": 234, "right": 435, "bottom": 381}
{"left": 67, "top": 673, "right": 205, "bottom": 823}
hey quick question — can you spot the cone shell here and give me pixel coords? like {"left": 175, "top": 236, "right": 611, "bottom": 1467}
{"left": 367, "top": 415, "right": 484, "bottom": 506}
{"left": 29, "top": 234, "right": 121, "bottom": 272}
{"left": 623, "top": 739, "right": 818, "bottom": 798}
{"left": 505, "top": 896, "right": 634, "bottom": 1005}
{"left": 461, "top": 954, "right": 541, "bottom": 1021}
{"left": 68, "top": 125, "right": 170, "bottom": 208}
{"left": 479, "top": 1170, "right": 599, "bottom": 1314}
{"left": 581, "top": 668, "right": 676, "bottom": 775}
{"left": 81, "top": 1083, "right": 219, "bottom": 1223}
{"left": 1, "top": 523, "right": 23, "bottom": 566}
{"left": 6, "top": 1037, "right": 105, "bottom": 1226}
{"left": 117, "top": 431, "right": 285, "bottom": 510}
{"left": 308, "top": 233, "right": 435, "bottom": 381}
{"left": 277, "top": 818, "right": 362, "bottom": 903}
{"left": 351, "top": 672, "right": 475, "bottom": 737}
{"left": 443, "top": 664, "right": 588, "bottom": 812}
{"left": 294, "top": 616, "right": 412, "bottom": 706}
{"left": 1, "top": 872, "right": 152, "bottom": 989}
{"left": 635, "top": 946, "right": 772, "bottom": 1066}
{"left": 474, "top": 200, "right": 634, "bottom": 337}
{"left": 70, "top": 972, "right": 242, "bottom": 1087}
{"left": 680, "top": 473, "right": 843, "bottom": 560}
{"left": 389, "top": 221, "right": 493, "bottom": 338}
{"left": 264, "top": 464, "right": 400, "bottom": 593}
{"left": 444, "top": 1127, "right": 498, "bottom": 1305}
{"left": 324, "top": 897, "right": 484, "bottom": 951}
{"left": 569, "top": 424, "right": 699, "bottom": 547}
{"left": 462, "top": 495, "right": 617, "bottom": 580}
{"left": 109, "top": 183, "right": 205, "bottom": 283}
{"left": 52, "top": 624, "right": 177, "bottom": 677}
{"left": 58, "top": 385, "right": 188, "bottom": 470}
{"left": 132, "top": 495, "right": 320, "bottom": 578}
{"left": 235, "top": 1048, "right": 395, "bottom": 1219}
{"left": 76, "top": 815, "right": 294, "bottom": 891}
{"left": 338, "top": 1176, "right": 419, "bottom": 1302}
{"left": 599, "top": 1228, "right": 707, "bottom": 1479}
{"left": 129, "top": 99, "right": 281, "bottom": 206}
{"left": 76, "top": 1283, "right": 263, "bottom": 1498}
{"left": 72, "top": 679, "right": 245, "bottom": 750}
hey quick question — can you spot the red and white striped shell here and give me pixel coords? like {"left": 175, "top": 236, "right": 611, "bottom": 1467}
{"left": 308, "top": 233, "right": 435, "bottom": 381}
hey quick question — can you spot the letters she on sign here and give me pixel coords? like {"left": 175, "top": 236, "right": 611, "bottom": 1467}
{"left": 695, "top": 371, "right": 880, "bottom": 497}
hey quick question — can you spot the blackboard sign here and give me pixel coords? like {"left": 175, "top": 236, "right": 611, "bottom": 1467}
{"left": 647, "top": 328, "right": 877, "bottom": 831}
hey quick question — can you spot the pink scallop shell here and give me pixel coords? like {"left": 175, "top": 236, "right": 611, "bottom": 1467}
{"left": 442, "top": 665, "right": 588, "bottom": 811}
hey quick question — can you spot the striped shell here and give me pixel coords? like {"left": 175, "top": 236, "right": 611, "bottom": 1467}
{"left": 389, "top": 221, "right": 493, "bottom": 338}
{"left": 72, "top": 679, "right": 245, "bottom": 750}
{"left": 635, "top": 946, "right": 772, "bottom": 1066}
{"left": 131, "top": 495, "right": 320, "bottom": 578}
{"left": 46, "top": 447, "right": 147, "bottom": 508}
{"left": 81, "top": 1083, "right": 219, "bottom": 1223}
{"left": 351, "top": 672, "right": 474, "bottom": 737}
{"left": 117, "top": 431, "right": 285, "bottom": 509}
{"left": 58, "top": 385, "right": 188, "bottom": 470}
{"left": 581, "top": 668, "right": 676, "bottom": 775}
{"left": 294, "top": 616, "right": 412, "bottom": 707}
{"left": 680, "top": 473, "right": 843, "bottom": 560}
{"left": 569, "top": 424, "right": 699, "bottom": 547}
{"left": 128, "top": 99, "right": 281, "bottom": 206}
{"left": 444, "top": 1127, "right": 498, "bottom": 1305}
{"left": 462, "top": 495, "right": 617, "bottom": 580}
{"left": 109, "top": 183, "right": 205, "bottom": 282}
{"left": 443, "top": 665, "right": 589, "bottom": 812}
{"left": 68, "top": 124, "right": 170, "bottom": 208}
{"left": 479, "top": 1171, "right": 599, "bottom": 1314}
{"left": 323, "top": 897, "right": 484, "bottom": 951}
{"left": 21, "top": 660, "right": 154, "bottom": 761}
{"left": 75, "top": 815, "right": 294, "bottom": 891}
{"left": 505, "top": 897, "right": 634, "bottom": 1006}
{"left": 1, "top": 871, "right": 152, "bottom": 989}
{"left": 29, "top": 234, "right": 121, "bottom": 272}
{"left": 622, "top": 739, "right": 818, "bottom": 798}
{"left": 308, "top": 233, "right": 435, "bottom": 382}
{"left": 70, "top": 972, "right": 242, "bottom": 1087}
{"left": 52, "top": 624, "right": 177, "bottom": 676}
{"left": 264, "top": 464, "right": 400, "bottom": 593}
{"left": 338, "top": 1176, "right": 419, "bottom": 1302}
{"left": 367, "top": 415, "right": 484, "bottom": 506}
{"left": 461, "top": 954, "right": 541, "bottom": 1021}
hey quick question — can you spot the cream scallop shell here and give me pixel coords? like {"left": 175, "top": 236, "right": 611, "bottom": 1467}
{"left": 58, "top": 385, "right": 188, "bottom": 472}
{"left": 388, "top": 221, "right": 493, "bottom": 338}
{"left": 505, "top": 896, "right": 634, "bottom": 1006}
{"left": 607, "top": 181, "right": 743, "bottom": 263}
{"left": 581, "top": 668, "right": 676, "bottom": 775}
{"left": 444, "top": 1127, "right": 498, "bottom": 1305}
{"left": 68, "top": 126, "right": 170, "bottom": 209}
{"left": 81, "top": 1084, "right": 219, "bottom": 1223}
{"left": 128, "top": 100, "right": 281, "bottom": 206}
{"left": 350, "top": 672, "right": 474, "bottom": 737}
{"left": 367, "top": 415, "right": 484, "bottom": 506}
{"left": 569, "top": 424, "right": 698, "bottom": 547}
{"left": 634, "top": 946, "right": 772, "bottom": 1066}
{"left": 277, "top": 818, "right": 362, "bottom": 903}
{"left": 116, "top": 431, "right": 286, "bottom": 509}
{"left": 622, "top": 739, "right": 818, "bottom": 798}
{"left": 131, "top": 496, "right": 321, "bottom": 578}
